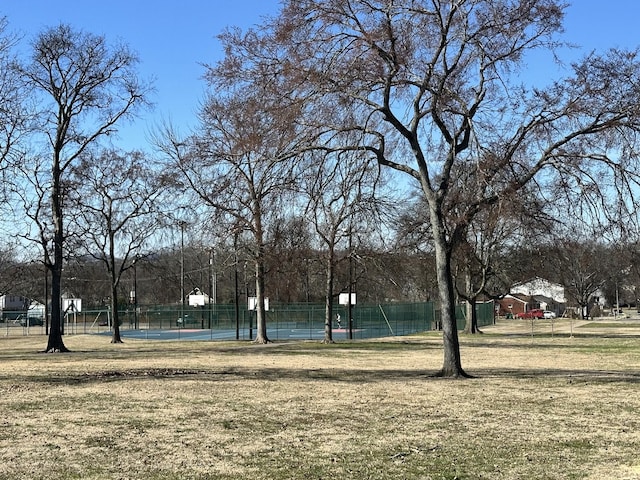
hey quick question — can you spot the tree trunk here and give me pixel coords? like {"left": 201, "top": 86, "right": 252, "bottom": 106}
{"left": 463, "top": 299, "right": 473, "bottom": 334}
{"left": 251, "top": 200, "right": 270, "bottom": 344}
{"left": 463, "top": 273, "right": 482, "bottom": 334}
{"left": 110, "top": 281, "right": 123, "bottom": 344}
{"left": 471, "top": 300, "right": 482, "bottom": 334}
{"left": 463, "top": 298, "right": 483, "bottom": 334}
{"left": 106, "top": 231, "right": 123, "bottom": 343}
{"left": 431, "top": 216, "right": 468, "bottom": 378}
{"left": 322, "top": 251, "right": 335, "bottom": 344}
{"left": 45, "top": 161, "right": 69, "bottom": 353}
{"left": 45, "top": 261, "right": 69, "bottom": 353}
{"left": 463, "top": 271, "right": 473, "bottom": 334}
{"left": 253, "top": 255, "right": 270, "bottom": 344}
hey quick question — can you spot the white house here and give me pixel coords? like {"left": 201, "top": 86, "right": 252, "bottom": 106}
{"left": 511, "top": 277, "right": 566, "bottom": 304}
{"left": 0, "top": 294, "right": 29, "bottom": 319}
{"left": 28, "top": 301, "right": 45, "bottom": 320}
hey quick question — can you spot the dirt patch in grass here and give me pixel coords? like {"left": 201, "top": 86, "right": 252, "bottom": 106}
{"left": 0, "top": 325, "right": 639, "bottom": 479}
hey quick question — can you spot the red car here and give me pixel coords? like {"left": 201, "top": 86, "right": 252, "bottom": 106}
{"left": 516, "top": 309, "right": 544, "bottom": 319}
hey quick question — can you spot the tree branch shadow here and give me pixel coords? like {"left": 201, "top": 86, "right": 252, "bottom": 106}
{"left": 12, "top": 364, "right": 640, "bottom": 386}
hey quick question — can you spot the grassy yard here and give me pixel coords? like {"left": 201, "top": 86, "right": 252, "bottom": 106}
{"left": 1, "top": 318, "right": 639, "bottom": 479}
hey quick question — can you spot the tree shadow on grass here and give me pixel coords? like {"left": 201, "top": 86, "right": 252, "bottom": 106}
{"left": 12, "top": 364, "right": 640, "bottom": 386}
{"left": 57, "top": 338, "right": 442, "bottom": 363}
{"left": 476, "top": 367, "right": 640, "bottom": 384}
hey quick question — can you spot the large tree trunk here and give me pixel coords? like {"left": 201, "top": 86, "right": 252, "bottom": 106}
{"left": 431, "top": 216, "right": 467, "bottom": 377}
{"left": 253, "top": 255, "right": 270, "bottom": 344}
{"left": 108, "top": 233, "right": 123, "bottom": 343}
{"left": 322, "top": 251, "right": 335, "bottom": 344}
{"left": 110, "top": 282, "right": 123, "bottom": 344}
{"left": 45, "top": 163, "right": 69, "bottom": 353}
{"left": 252, "top": 202, "right": 270, "bottom": 344}
{"left": 46, "top": 260, "right": 69, "bottom": 353}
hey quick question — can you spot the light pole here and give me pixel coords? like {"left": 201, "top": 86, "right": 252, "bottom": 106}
{"left": 208, "top": 249, "right": 213, "bottom": 328}
{"left": 209, "top": 248, "right": 217, "bottom": 328}
{"left": 304, "top": 257, "right": 311, "bottom": 303}
{"left": 234, "top": 230, "right": 240, "bottom": 340}
{"left": 244, "top": 260, "right": 252, "bottom": 340}
{"left": 348, "top": 228, "right": 353, "bottom": 340}
{"left": 44, "top": 263, "right": 49, "bottom": 335}
{"left": 212, "top": 250, "right": 217, "bottom": 308}
{"left": 180, "top": 221, "right": 186, "bottom": 328}
{"left": 133, "top": 255, "right": 138, "bottom": 329}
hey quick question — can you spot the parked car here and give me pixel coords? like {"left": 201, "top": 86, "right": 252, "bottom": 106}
{"left": 516, "top": 309, "right": 544, "bottom": 319}
{"left": 543, "top": 310, "right": 557, "bottom": 319}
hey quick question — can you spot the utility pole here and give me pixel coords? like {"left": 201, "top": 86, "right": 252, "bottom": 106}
{"left": 209, "top": 249, "right": 213, "bottom": 328}
{"left": 234, "top": 230, "right": 240, "bottom": 340}
{"left": 348, "top": 226, "right": 353, "bottom": 340}
{"left": 180, "top": 221, "right": 186, "bottom": 327}
{"left": 133, "top": 256, "right": 138, "bottom": 329}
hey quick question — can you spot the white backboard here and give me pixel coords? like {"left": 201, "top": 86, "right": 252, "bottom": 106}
{"left": 188, "top": 294, "right": 206, "bottom": 306}
{"left": 248, "top": 296, "right": 269, "bottom": 311}
{"left": 338, "top": 293, "right": 356, "bottom": 305}
{"left": 63, "top": 298, "right": 82, "bottom": 313}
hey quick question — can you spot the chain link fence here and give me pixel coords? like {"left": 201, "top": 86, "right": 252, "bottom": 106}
{"left": 1, "top": 300, "right": 496, "bottom": 339}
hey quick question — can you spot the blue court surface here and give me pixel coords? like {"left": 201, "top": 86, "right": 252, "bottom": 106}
{"left": 98, "top": 327, "right": 355, "bottom": 341}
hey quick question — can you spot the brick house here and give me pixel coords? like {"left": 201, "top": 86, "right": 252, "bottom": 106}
{"left": 503, "top": 277, "right": 567, "bottom": 317}
{"left": 497, "top": 294, "right": 531, "bottom": 317}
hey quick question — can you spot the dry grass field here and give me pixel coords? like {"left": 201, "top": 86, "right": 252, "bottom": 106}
{"left": 1, "top": 318, "right": 640, "bottom": 479}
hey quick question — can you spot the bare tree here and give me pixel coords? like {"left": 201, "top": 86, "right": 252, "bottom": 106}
{"left": 300, "top": 148, "right": 381, "bottom": 342}
{"left": 454, "top": 207, "right": 520, "bottom": 334}
{"left": 451, "top": 165, "right": 552, "bottom": 333}
{"left": 158, "top": 88, "right": 306, "bottom": 344}
{"left": 0, "top": 245, "right": 22, "bottom": 297}
{"left": 0, "top": 19, "right": 22, "bottom": 157}
{"left": 216, "top": 0, "right": 640, "bottom": 376}
{"left": 15, "top": 24, "right": 151, "bottom": 352}
{"left": 0, "top": 17, "right": 29, "bottom": 211}
{"left": 454, "top": 231, "right": 500, "bottom": 335}
{"left": 551, "top": 236, "right": 608, "bottom": 318}
{"left": 265, "top": 216, "right": 315, "bottom": 303}
{"left": 69, "top": 149, "right": 165, "bottom": 343}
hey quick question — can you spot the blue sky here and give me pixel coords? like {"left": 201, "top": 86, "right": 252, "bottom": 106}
{"left": 1, "top": 1, "right": 639, "bottom": 152}
{"left": 1, "top": 0, "right": 281, "bottom": 151}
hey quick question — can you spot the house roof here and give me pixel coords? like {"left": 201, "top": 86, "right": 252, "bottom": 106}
{"left": 510, "top": 277, "right": 566, "bottom": 303}
{"left": 501, "top": 294, "right": 528, "bottom": 304}
{"left": 512, "top": 277, "right": 563, "bottom": 290}
{"left": 532, "top": 294, "right": 555, "bottom": 304}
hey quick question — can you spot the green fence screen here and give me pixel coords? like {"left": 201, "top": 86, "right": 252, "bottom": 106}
{"left": 21, "top": 300, "right": 495, "bottom": 340}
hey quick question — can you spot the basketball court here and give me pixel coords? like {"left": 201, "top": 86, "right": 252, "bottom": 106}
{"left": 99, "top": 327, "right": 355, "bottom": 341}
